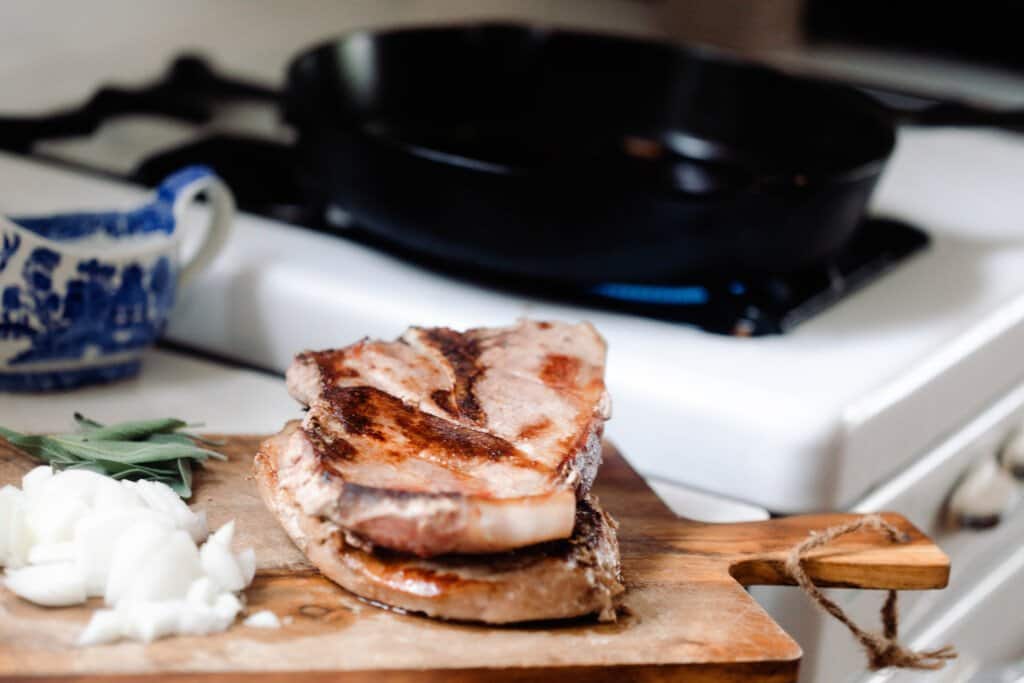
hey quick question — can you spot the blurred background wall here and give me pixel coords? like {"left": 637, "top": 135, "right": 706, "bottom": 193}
{"left": 0, "top": 0, "right": 810, "bottom": 113}
{"left": 3, "top": 0, "right": 1022, "bottom": 114}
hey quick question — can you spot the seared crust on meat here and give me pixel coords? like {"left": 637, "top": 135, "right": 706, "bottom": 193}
{"left": 283, "top": 320, "right": 611, "bottom": 557}
{"left": 256, "top": 423, "right": 624, "bottom": 624}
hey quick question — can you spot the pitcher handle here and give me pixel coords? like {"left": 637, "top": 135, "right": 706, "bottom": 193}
{"left": 158, "top": 165, "right": 235, "bottom": 285}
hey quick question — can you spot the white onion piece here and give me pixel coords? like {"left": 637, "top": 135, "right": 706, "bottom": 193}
{"left": 3, "top": 491, "right": 31, "bottom": 568}
{"left": 243, "top": 610, "right": 280, "bottom": 629}
{"left": 131, "top": 481, "right": 207, "bottom": 542}
{"left": 0, "top": 464, "right": 257, "bottom": 646}
{"left": 5, "top": 562, "right": 86, "bottom": 606}
{"left": 187, "top": 509, "right": 209, "bottom": 544}
{"left": 209, "top": 519, "right": 235, "bottom": 547}
{"left": 122, "top": 599, "right": 186, "bottom": 643}
{"left": 200, "top": 533, "right": 245, "bottom": 592}
{"left": 104, "top": 518, "right": 174, "bottom": 605}
{"left": 178, "top": 603, "right": 229, "bottom": 635}
{"left": 0, "top": 485, "right": 23, "bottom": 564}
{"left": 92, "top": 477, "right": 144, "bottom": 511}
{"left": 74, "top": 509, "right": 141, "bottom": 597}
{"left": 37, "top": 469, "right": 108, "bottom": 508}
{"left": 186, "top": 576, "right": 219, "bottom": 606}
{"left": 26, "top": 496, "right": 90, "bottom": 545}
{"left": 79, "top": 597, "right": 244, "bottom": 645}
{"left": 120, "top": 530, "right": 201, "bottom": 604}
{"left": 236, "top": 548, "right": 256, "bottom": 586}
{"left": 212, "top": 592, "right": 243, "bottom": 622}
{"left": 28, "top": 541, "right": 75, "bottom": 564}
{"left": 77, "top": 609, "right": 123, "bottom": 646}
{"left": 20, "top": 466, "right": 52, "bottom": 498}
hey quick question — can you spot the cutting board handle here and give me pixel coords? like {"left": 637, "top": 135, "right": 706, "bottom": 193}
{"left": 714, "top": 512, "right": 950, "bottom": 590}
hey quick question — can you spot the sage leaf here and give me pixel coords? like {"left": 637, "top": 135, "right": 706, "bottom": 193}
{"left": 0, "top": 414, "right": 228, "bottom": 500}
{"left": 78, "top": 418, "right": 188, "bottom": 442}
{"left": 175, "top": 458, "right": 193, "bottom": 498}
{"left": 148, "top": 433, "right": 195, "bottom": 446}
{"left": 63, "top": 461, "right": 108, "bottom": 474}
{"left": 181, "top": 432, "right": 226, "bottom": 447}
{"left": 46, "top": 438, "right": 224, "bottom": 465}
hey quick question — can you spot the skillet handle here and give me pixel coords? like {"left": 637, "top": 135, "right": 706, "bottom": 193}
{"left": 859, "top": 84, "right": 1024, "bottom": 132}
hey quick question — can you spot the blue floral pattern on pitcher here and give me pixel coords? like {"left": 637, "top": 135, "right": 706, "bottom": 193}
{"left": 0, "top": 249, "right": 176, "bottom": 363}
{"left": 0, "top": 165, "right": 234, "bottom": 392}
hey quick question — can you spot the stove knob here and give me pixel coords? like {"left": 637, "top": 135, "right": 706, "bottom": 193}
{"left": 1000, "top": 428, "right": 1024, "bottom": 480}
{"left": 947, "top": 457, "right": 1020, "bottom": 530}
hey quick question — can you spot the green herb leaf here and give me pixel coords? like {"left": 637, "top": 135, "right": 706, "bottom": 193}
{"left": 45, "top": 437, "right": 222, "bottom": 465}
{"left": 147, "top": 433, "right": 196, "bottom": 446}
{"left": 175, "top": 458, "right": 193, "bottom": 498}
{"left": 181, "top": 432, "right": 227, "bottom": 447}
{"left": 78, "top": 417, "right": 188, "bottom": 442}
{"left": 0, "top": 415, "right": 227, "bottom": 500}
{"left": 61, "top": 461, "right": 107, "bottom": 474}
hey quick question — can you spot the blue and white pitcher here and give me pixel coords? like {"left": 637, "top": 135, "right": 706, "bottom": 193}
{"left": 0, "top": 166, "right": 234, "bottom": 392}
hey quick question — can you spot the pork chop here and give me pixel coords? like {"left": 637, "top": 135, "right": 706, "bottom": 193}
{"left": 256, "top": 422, "right": 624, "bottom": 623}
{"left": 283, "top": 320, "right": 611, "bottom": 557}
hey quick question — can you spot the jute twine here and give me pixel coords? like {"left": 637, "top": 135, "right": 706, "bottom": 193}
{"left": 784, "top": 514, "right": 957, "bottom": 671}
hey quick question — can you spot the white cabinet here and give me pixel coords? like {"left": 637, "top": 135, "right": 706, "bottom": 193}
{"left": 858, "top": 543, "right": 1024, "bottom": 683}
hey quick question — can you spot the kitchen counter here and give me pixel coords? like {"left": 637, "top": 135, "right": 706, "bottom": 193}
{"left": 0, "top": 349, "right": 295, "bottom": 434}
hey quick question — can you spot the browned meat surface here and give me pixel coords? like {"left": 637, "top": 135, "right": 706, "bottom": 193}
{"left": 256, "top": 422, "right": 624, "bottom": 623}
{"left": 283, "top": 320, "right": 611, "bottom": 556}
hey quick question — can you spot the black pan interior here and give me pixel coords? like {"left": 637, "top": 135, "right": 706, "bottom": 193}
{"left": 287, "top": 24, "right": 891, "bottom": 181}
{"left": 283, "top": 24, "right": 896, "bottom": 282}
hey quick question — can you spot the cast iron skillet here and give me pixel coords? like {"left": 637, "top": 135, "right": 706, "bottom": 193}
{"left": 283, "top": 24, "right": 896, "bottom": 284}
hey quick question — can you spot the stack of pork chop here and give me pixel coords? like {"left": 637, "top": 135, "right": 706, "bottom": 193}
{"left": 256, "top": 320, "right": 623, "bottom": 623}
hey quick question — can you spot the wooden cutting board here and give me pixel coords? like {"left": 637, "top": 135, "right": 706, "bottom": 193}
{"left": 0, "top": 436, "right": 949, "bottom": 682}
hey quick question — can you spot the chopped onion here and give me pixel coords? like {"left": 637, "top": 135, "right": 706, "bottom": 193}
{"left": 1, "top": 467, "right": 257, "bottom": 646}
{"left": 200, "top": 534, "right": 245, "bottom": 592}
{"left": 243, "top": 610, "right": 281, "bottom": 629}
{"left": 120, "top": 530, "right": 201, "bottom": 604}
{"left": 236, "top": 547, "right": 257, "bottom": 586}
{"left": 27, "top": 541, "right": 75, "bottom": 564}
{"left": 209, "top": 519, "right": 235, "bottom": 547}
{"left": 186, "top": 576, "right": 219, "bottom": 606}
{"left": 1, "top": 488, "right": 30, "bottom": 568}
{"left": 130, "top": 480, "right": 206, "bottom": 542}
{"left": 74, "top": 509, "right": 142, "bottom": 597}
{"left": 212, "top": 592, "right": 243, "bottom": 621}
{"left": 33, "top": 469, "right": 108, "bottom": 509}
{"left": 92, "top": 476, "right": 143, "bottom": 511}
{"left": 122, "top": 599, "right": 187, "bottom": 643}
{"left": 0, "top": 485, "right": 23, "bottom": 564}
{"left": 176, "top": 603, "right": 223, "bottom": 637}
{"left": 104, "top": 517, "right": 175, "bottom": 605}
{"left": 26, "top": 496, "right": 90, "bottom": 545}
{"left": 20, "top": 466, "right": 52, "bottom": 497}
{"left": 5, "top": 562, "right": 86, "bottom": 606}
{"left": 77, "top": 608, "right": 122, "bottom": 646}
{"left": 187, "top": 510, "right": 210, "bottom": 544}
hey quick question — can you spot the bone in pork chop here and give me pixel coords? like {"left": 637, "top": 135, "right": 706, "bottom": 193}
{"left": 256, "top": 422, "right": 624, "bottom": 623}
{"left": 283, "top": 320, "right": 611, "bottom": 557}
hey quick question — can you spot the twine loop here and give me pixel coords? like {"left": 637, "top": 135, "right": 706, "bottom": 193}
{"left": 785, "top": 514, "right": 957, "bottom": 671}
